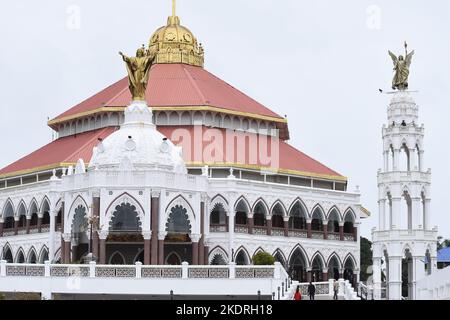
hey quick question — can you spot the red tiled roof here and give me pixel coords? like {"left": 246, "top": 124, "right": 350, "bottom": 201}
{"left": 0, "top": 126, "right": 344, "bottom": 180}
{"left": 0, "top": 128, "right": 115, "bottom": 177}
{"left": 52, "top": 64, "right": 284, "bottom": 122}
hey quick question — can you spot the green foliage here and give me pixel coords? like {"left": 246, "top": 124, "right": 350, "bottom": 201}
{"left": 437, "top": 236, "right": 450, "bottom": 251}
{"left": 360, "top": 237, "right": 373, "bottom": 282}
{"left": 252, "top": 251, "right": 275, "bottom": 265}
{"left": 0, "top": 293, "right": 5, "bottom": 300}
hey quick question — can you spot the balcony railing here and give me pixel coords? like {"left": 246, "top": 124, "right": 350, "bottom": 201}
{"left": 311, "top": 231, "right": 324, "bottom": 239}
{"left": 271, "top": 227, "right": 285, "bottom": 237}
{"left": 253, "top": 226, "right": 268, "bottom": 236}
{"left": 344, "top": 233, "right": 355, "bottom": 241}
{"left": 288, "top": 229, "right": 307, "bottom": 238}
{"left": 210, "top": 224, "right": 228, "bottom": 233}
{"left": 328, "top": 232, "right": 340, "bottom": 240}
{"left": 234, "top": 225, "right": 249, "bottom": 234}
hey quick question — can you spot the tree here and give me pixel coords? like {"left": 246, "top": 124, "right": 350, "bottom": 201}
{"left": 360, "top": 237, "right": 373, "bottom": 282}
{"left": 252, "top": 251, "right": 275, "bottom": 265}
{"left": 437, "top": 236, "right": 450, "bottom": 251}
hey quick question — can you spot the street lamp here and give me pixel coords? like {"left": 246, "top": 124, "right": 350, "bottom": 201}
{"left": 84, "top": 208, "right": 100, "bottom": 263}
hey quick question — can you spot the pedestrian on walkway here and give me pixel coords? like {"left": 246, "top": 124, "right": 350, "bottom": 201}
{"left": 333, "top": 280, "right": 339, "bottom": 300}
{"left": 307, "top": 281, "right": 315, "bottom": 300}
{"left": 294, "top": 286, "right": 302, "bottom": 300}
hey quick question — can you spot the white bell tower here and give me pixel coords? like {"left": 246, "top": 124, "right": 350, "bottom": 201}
{"left": 372, "top": 90, "right": 438, "bottom": 300}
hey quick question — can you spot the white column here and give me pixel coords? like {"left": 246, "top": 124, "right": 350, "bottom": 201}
{"left": 228, "top": 208, "right": 235, "bottom": 262}
{"left": 49, "top": 208, "right": 57, "bottom": 262}
{"left": 372, "top": 257, "right": 382, "bottom": 300}
{"left": 412, "top": 256, "right": 425, "bottom": 300}
{"left": 418, "top": 151, "right": 424, "bottom": 172}
{"left": 390, "top": 198, "right": 400, "bottom": 230}
{"left": 411, "top": 198, "right": 422, "bottom": 230}
{"left": 378, "top": 199, "right": 386, "bottom": 231}
{"left": 423, "top": 199, "right": 431, "bottom": 231}
{"left": 393, "top": 149, "right": 400, "bottom": 171}
{"left": 410, "top": 148, "right": 417, "bottom": 171}
{"left": 388, "top": 256, "right": 402, "bottom": 300}
{"left": 383, "top": 151, "right": 389, "bottom": 172}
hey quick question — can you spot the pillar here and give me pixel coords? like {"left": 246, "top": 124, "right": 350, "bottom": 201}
{"left": 191, "top": 234, "right": 200, "bottom": 265}
{"left": 204, "top": 246, "right": 209, "bottom": 265}
{"left": 373, "top": 257, "right": 382, "bottom": 300}
{"left": 62, "top": 233, "right": 71, "bottom": 264}
{"left": 92, "top": 231, "right": 99, "bottom": 261}
{"left": 353, "top": 270, "right": 359, "bottom": 289}
{"left": 248, "top": 214, "right": 254, "bottom": 235}
{"left": 0, "top": 221, "right": 3, "bottom": 237}
{"left": 151, "top": 192, "right": 160, "bottom": 265}
{"left": 339, "top": 222, "right": 344, "bottom": 241}
{"left": 228, "top": 209, "right": 235, "bottom": 262}
{"left": 418, "top": 150, "right": 424, "bottom": 171}
{"left": 283, "top": 217, "right": 289, "bottom": 237}
{"left": 391, "top": 198, "right": 401, "bottom": 230}
{"left": 158, "top": 232, "right": 166, "bottom": 265}
{"left": 322, "top": 269, "right": 328, "bottom": 281}
{"left": 14, "top": 218, "right": 19, "bottom": 235}
{"left": 143, "top": 232, "right": 151, "bottom": 265}
{"left": 37, "top": 214, "right": 43, "bottom": 233}
{"left": 199, "top": 201, "right": 205, "bottom": 264}
{"left": 353, "top": 222, "right": 359, "bottom": 242}
{"left": 49, "top": 208, "right": 56, "bottom": 261}
{"left": 383, "top": 151, "right": 389, "bottom": 172}
{"left": 412, "top": 256, "right": 425, "bottom": 300}
{"left": 306, "top": 219, "right": 312, "bottom": 238}
{"left": 98, "top": 231, "right": 108, "bottom": 264}
{"left": 266, "top": 215, "right": 272, "bottom": 236}
{"left": 71, "top": 241, "right": 79, "bottom": 263}
{"left": 323, "top": 220, "right": 328, "bottom": 240}
{"left": 306, "top": 268, "right": 312, "bottom": 282}
{"left": 92, "top": 197, "right": 99, "bottom": 260}
{"left": 393, "top": 148, "right": 400, "bottom": 171}
{"left": 423, "top": 199, "right": 431, "bottom": 231}
{"left": 410, "top": 148, "right": 417, "bottom": 171}
{"left": 387, "top": 256, "right": 402, "bottom": 300}
{"left": 378, "top": 199, "right": 386, "bottom": 231}
{"left": 26, "top": 217, "right": 31, "bottom": 234}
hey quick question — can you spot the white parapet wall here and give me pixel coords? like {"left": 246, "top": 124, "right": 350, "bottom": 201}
{"left": 0, "top": 261, "right": 296, "bottom": 300}
{"left": 417, "top": 266, "right": 450, "bottom": 300}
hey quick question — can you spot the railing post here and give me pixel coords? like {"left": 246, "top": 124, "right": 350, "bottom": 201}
{"left": 274, "top": 262, "right": 281, "bottom": 279}
{"left": 229, "top": 262, "right": 236, "bottom": 279}
{"left": 89, "top": 261, "right": 96, "bottom": 278}
{"left": 328, "top": 279, "right": 334, "bottom": 296}
{"left": 170, "top": 290, "right": 174, "bottom": 300}
{"left": 135, "top": 261, "right": 142, "bottom": 279}
{"left": 277, "top": 286, "right": 280, "bottom": 300}
{"left": 0, "top": 260, "right": 6, "bottom": 277}
{"left": 282, "top": 282, "right": 285, "bottom": 297}
{"left": 257, "top": 290, "right": 261, "bottom": 300}
{"left": 182, "top": 261, "right": 189, "bottom": 279}
{"left": 272, "top": 292, "right": 275, "bottom": 300}
{"left": 44, "top": 261, "right": 51, "bottom": 277}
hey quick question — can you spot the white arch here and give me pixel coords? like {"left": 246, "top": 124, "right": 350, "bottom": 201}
{"left": 17, "top": 200, "right": 27, "bottom": 217}
{"left": 270, "top": 200, "right": 287, "bottom": 217}
{"left": 210, "top": 195, "right": 229, "bottom": 216}
{"left": 38, "top": 246, "right": 49, "bottom": 263}
{"left": 66, "top": 196, "right": 89, "bottom": 232}
{"left": 208, "top": 246, "right": 229, "bottom": 265}
{"left": 15, "top": 248, "right": 26, "bottom": 263}
{"left": 163, "top": 195, "right": 197, "bottom": 234}
{"left": 109, "top": 251, "right": 126, "bottom": 265}
{"left": 2, "top": 199, "right": 15, "bottom": 218}
{"left": 27, "top": 247, "right": 38, "bottom": 263}
{"left": 104, "top": 193, "right": 145, "bottom": 232}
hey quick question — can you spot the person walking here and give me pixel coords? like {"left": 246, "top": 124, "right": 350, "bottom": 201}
{"left": 333, "top": 280, "right": 339, "bottom": 300}
{"left": 307, "top": 281, "right": 316, "bottom": 300}
{"left": 294, "top": 286, "right": 302, "bottom": 300}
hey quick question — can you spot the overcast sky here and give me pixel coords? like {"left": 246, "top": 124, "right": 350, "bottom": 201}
{"left": 0, "top": 0, "right": 449, "bottom": 239}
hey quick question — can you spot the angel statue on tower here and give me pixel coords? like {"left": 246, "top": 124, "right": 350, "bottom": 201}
{"left": 388, "top": 42, "right": 415, "bottom": 91}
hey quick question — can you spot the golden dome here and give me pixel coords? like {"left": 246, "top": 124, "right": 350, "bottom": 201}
{"left": 149, "top": 14, "right": 204, "bottom": 68}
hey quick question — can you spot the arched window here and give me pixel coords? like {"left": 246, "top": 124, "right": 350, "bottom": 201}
{"left": 210, "top": 203, "right": 227, "bottom": 226}
{"left": 110, "top": 203, "right": 141, "bottom": 232}
{"left": 165, "top": 205, "right": 191, "bottom": 234}
{"left": 109, "top": 252, "right": 126, "bottom": 265}
{"left": 343, "top": 211, "right": 355, "bottom": 234}
{"left": 344, "top": 256, "right": 355, "bottom": 283}
{"left": 41, "top": 199, "right": 50, "bottom": 225}
{"left": 16, "top": 250, "right": 25, "bottom": 264}
{"left": 29, "top": 201, "right": 39, "bottom": 227}
{"left": 311, "top": 254, "right": 324, "bottom": 282}
{"left": 235, "top": 199, "right": 249, "bottom": 226}
{"left": 311, "top": 208, "right": 324, "bottom": 231}
{"left": 328, "top": 209, "right": 340, "bottom": 233}
{"left": 28, "top": 250, "right": 37, "bottom": 264}
{"left": 166, "top": 252, "right": 181, "bottom": 265}
{"left": 18, "top": 203, "right": 27, "bottom": 228}
{"left": 2, "top": 246, "right": 13, "bottom": 263}
{"left": 253, "top": 202, "right": 267, "bottom": 227}
{"left": 72, "top": 205, "right": 87, "bottom": 243}
{"left": 3, "top": 201, "right": 15, "bottom": 229}
{"left": 235, "top": 250, "right": 249, "bottom": 265}
{"left": 288, "top": 202, "right": 306, "bottom": 230}
{"left": 271, "top": 203, "right": 284, "bottom": 228}
{"left": 328, "top": 255, "right": 341, "bottom": 280}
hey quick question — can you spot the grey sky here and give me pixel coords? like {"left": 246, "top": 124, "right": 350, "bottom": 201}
{"left": 0, "top": 0, "right": 449, "bottom": 239}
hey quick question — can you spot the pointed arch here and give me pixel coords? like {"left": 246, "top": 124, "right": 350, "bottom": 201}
{"left": 166, "top": 251, "right": 182, "bottom": 265}
{"left": 271, "top": 201, "right": 285, "bottom": 228}
{"left": 234, "top": 196, "right": 251, "bottom": 213}
{"left": 29, "top": 198, "right": 39, "bottom": 215}
{"left": 311, "top": 204, "right": 325, "bottom": 220}
{"left": 311, "top": 205, "right": 325, "bottom": 231}
{"left": 288, "top": 244, "right": 310, "bottom": 268}
{"left": 234, "top": 246, "right": 251, "bottom": 265}
{"left": 15, "top": 248, "right": 26, "bottom": 263}
{"left": 105, "top": 192, "right": 145, "bottom": 232}
{"left": 310, "top": 251, "right": 326, "bottom": 269}
{"left": 251, "top": 198, "right": 269, "bottom": 214}
{"left": 40, "top": 196, "right": 51, "bottom": 214}
{"left": 253, "top": 199, "right": 268, "bottom": 227}
{"left": 67, "top": 195, "right": 89, "bottom": 232}
{"left": 327, "top": 206, "right": 342, "bottom": 221}
{"left": 311, "top": 251, "right": 326, "bottom": 282}
{"left": 343, "top": 253, "right": 357, "bottom": 269}
{"left": 38, "top": 246, "right": 49, "bottom": 263}
{"left": 210, "top": 194, "right": 229, "bottom": 207}
{"left": 27, "top": 247, "right": 38, "bottom": 264}
{"left": 270, "top": 200, "right": 286, "bottom": 216}
{"left": 327, "top": 208, "right": 340, "bottom": 233}
{"left": 1, "top": 243, "right": 13, "bottom": 263}
{"left": 253, "top": 247, "right": 265, "bottom": 257}
{"left": 327, "top": 252, "right": 343, "bottom": 268}
{"left": 164, "top": 195, "right": 196, "bottom": 234}
{"left": 288, "top": 198, "right": 309, "bottom": 217}
{"left": 208, "top": 245, "right": 229, "bottom": 265}
{"left": 2, "top": 198, "right": 15, "bottom": 218}
{"left": 327, "top": 252, "right": 342, "bottom": 281}
{"left": 288, "top": 244, "right": 309, "bottom": 282}
{"left": 273, "top": 249, "right": 287, "bottom": 269}
{"left": 210, "top": 202, "right": 228, "bottom": 231}
{"left": 109, "top": 251, "right": 126, "bottom": 265}
{"left": 343, "top": 207, "right": 356, "bottom": 222}
{"left": 17, "top": 200, "right": 27, "bottom": 217}
{"left": 234, "top": 196, "right": 250, "bottom": 226}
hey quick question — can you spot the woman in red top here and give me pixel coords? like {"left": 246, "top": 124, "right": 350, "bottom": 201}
{"left": 294, "top": 286, "right": 302, "bottom": 300}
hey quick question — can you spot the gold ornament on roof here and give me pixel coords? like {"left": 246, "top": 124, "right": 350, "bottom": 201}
{"left": 388, "top": 41, "right": 415, "bottom": 91}
{"left": 119, "top": 44, "right": 156, "bottom": 101}
{"left": 148, "top": 0, "right": 204, "bottom": 67}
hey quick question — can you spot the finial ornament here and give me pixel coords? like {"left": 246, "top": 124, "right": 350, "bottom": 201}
{"left": 172, "top": 0, "right": 176, "bottom": 17}
{"left": 388, "top": 42, "right": 415, "bottom": 91}
{"left": 119, "top": 44, "right": 156, "bottom": 101}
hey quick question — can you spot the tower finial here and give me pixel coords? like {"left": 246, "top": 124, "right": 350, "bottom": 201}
{"left": 172, "top": 0, "right": 176, "bottom": 17}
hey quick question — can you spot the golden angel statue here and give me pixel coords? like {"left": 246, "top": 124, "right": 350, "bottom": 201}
{"left": 119, "top": 45, "right": 156, "bottom": 101}
{"left": 388, "top": 42, "right": 415, "bottom": 90}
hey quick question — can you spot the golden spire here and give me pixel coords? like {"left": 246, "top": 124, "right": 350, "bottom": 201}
{"left": 168, "top": 0, "right": 180, "bottom": 25}
{"left": 172, "top": 0, "right": 176, "bottom": 17}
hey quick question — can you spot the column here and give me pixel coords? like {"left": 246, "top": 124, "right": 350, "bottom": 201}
{"left": 49, "top": 208, "right": 56, "bottom": 261}
{"left": 26, "top": 217, "right": 31, "bottom": 234}
{"left": 410, "top": 148, "right": 417, "bottom": 171}
{"left": 373, "top": 257, "right": 382, "bottom": 300}
{"left": 383, "top": 151, "right": 389, "bottom": 172}
{"left": 247, "top": 214, "right": 254, "bottom": 235}
{"left": 0, "top": 220, "right": 3, "bottom": 237}
{"left": 92, "top": 197, "right": 99, "bottom": 260}
{"left": 339, "top": 268, "right": 344, "bottom": 279}
{"left": 353, "top": 222, "right": 359, "bottom": 242}
{"left": 393, "top": 148, "right": 400, "bottom": 171}
{"left": 378, "top": 199, "right": 386, "bottom": 231}
{"left": 199, "top": 201, "right": 205, "bottom": 264}
{"left": 158, "top": 232, "right": 167, "bottom": 265}
{"left": 418, "top": 150, "right": 424, "bottom": 172}
{"left": 390, "top": 197, "right": 401, "bottom": 229}
{"left": 228, "top": 208, "right": 235, "bottom": 262}
{"left": 266, "top": 215, "right": 272, "bottom": 236}
{"left": 306, "top": 219, "right": 312, "bottom": 238}
{"left": 388, "top": 256, "right": 402, "bottom": 300}
{"left": 353, "top": 270, "right": 359, "bottom": 289}
{"left": 62, "top": 233, "right": 71, "bottom": 263}
{"left": 92, "top": 231, "right": 99, "bottom": 261}
{"left": 322, "top": 268, "right": 328, "bottom": 281}
{"left": 151, "top": 192, "right": 160, "bottom": 265}
{"left": 60, "top": 203, "right": 65, "bottom": 262}
{"left": 37, "top": 214, "right": 43, "bottom": 233}
{"left": 283, "top": 217, "right": 289, "bottom": 237}
{"left": 322, "top": 220, "right": 328, "bottom": 240}
{"left": 71, "top": 240, "right": 78, "bottom": 263}
{"left": 98, "top": 231, "right": 108, "bottom": 264}
{"left": 423, "top": 199, "right": 431, "bottom": 230}
{"left": 191, "top": 234, "right": 200, "bottom": 265}
{"left": 14, "top": 218, "right": 19, "bottom": 235}
{"left": 306, "top": 268, "right": 312, "bottom": 282}
{"left": 204, "top": 245, "right": 209, "bottom": 265}
{"left": 411, "top": 197, "right": 422, "bottom": 229}
{"left": 339, "top": 222, "right": 344, "bottom": 241}
{"left": 143, "top": 232, "right": 151, "bottom": 265}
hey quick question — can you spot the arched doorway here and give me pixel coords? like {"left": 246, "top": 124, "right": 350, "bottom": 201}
{"left": 164, "top": 204, "right": 192, "bottom": 264}
{"left": 71, "top": 205, "right": 88, "bottom": 262}
{"left": 210, "top": 203, "right": 228, "bottom": 232}
{"left": 328, "top": 255, "right": 341, "bottom": 280}
{"left": 311, "top": 254, "right": 324, "bottom": 282}
{"left": 2, "top": 246, "right": 13, "bottom": 263}
{"left": 235, "top": 249, "right": 249, "bottom": 265}
{"left": 288, "top": 247, "right": 307, "bottom": 282}
{"left": 344, "top": 256, "right": 356, "bottom": 288}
